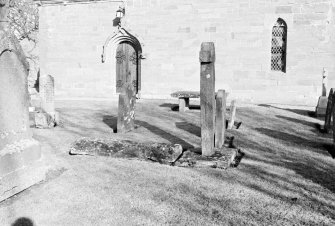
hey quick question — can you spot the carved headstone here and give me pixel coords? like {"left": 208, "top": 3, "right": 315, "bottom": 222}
{"left": 0, "top": 0, "right": 47, "bottom": 202}
{"left": 117, "top": 84, "right": 136, "bottom": 133}
{"left": 38, "top": 74, "right": 59, "bottom": 126}
{"left": 40, "top": 75, "right": 55, "bottom": 113}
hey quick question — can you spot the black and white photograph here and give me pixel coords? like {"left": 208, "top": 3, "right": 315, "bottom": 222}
{"left": 0, "top": 0, "right": 335, "bottom": 225}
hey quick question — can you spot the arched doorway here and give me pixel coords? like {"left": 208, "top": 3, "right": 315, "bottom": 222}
{"left": 102, "top": 27, "right": 143, "bottom": 97}
{"left": 115, "top": 42, "right": 138, "bottom": 94}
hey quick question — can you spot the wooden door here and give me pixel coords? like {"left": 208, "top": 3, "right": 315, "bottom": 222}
{"left": 116, "top": 43, "right": 138, "bottom": 94}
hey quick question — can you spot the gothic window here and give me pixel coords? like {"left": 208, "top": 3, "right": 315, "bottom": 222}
{"left": 271, "top": 18, "right": 287, "bottom": 72}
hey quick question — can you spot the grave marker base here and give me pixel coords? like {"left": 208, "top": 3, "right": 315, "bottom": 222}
{"left": 0, "top": 139, "right": 49, "bottom": 202}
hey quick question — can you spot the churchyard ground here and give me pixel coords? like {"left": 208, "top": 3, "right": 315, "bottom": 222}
{"left": 0, "top": 99, "right": 334, "bottom": 225}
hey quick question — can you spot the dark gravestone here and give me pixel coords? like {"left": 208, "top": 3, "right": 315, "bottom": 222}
{"left": 117, "top": 84, "right": 136, "bottom": 133}
{"left": 324, "top": 88, "right": 334, "bottom": 132}
{"left": 0, "top": 1, "right": 47, "bottom": 202}
{"left": 200, "top": 42, "right": 215, "bottom": 156}
{"left": 215, "top": 90, "right": 227, "bottom": 148}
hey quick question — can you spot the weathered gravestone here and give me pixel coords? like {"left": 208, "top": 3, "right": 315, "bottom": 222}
{"left": 40, "top": 74, "right": 55, "bottom": 113}
{"left": 36, "top": 74, "right": 59, "bottom": 128}
{"left": 316, "top": 68, "right": 328, "bottom": 117}
{"left": 215, "top": 90, "right": 227, "bottom": 148}
{"left": 200, "top": 42, "right": 215, "bottom": 156}
{"left": 228, "top": 100, "right": 237, "bottom": 129}
{"left": 0, "top": 0, "right": 48, "bottom": 202}
{"left": 117, "top": 84, "right": 136, "bottom": 133}
{"left": 324, "top": 88, "right": 334, "bottom": 132}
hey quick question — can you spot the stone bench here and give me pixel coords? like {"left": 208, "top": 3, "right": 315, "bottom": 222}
{"left": 171, "top": 91, "right": 216, "bottom": 112}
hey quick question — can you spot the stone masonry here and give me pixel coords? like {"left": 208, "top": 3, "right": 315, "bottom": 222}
{"left": 0, "top": 0, "right": 48, "bottom": 202}
{"left": 37, "top": 0, "right": 335, "bottom": 105}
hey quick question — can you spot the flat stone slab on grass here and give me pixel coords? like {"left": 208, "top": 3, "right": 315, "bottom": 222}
{"left": 69, "top": 138, "right": 183, "bottom": 164}
{"left": 69, "top": 137, "right": 243, "bottom": 169}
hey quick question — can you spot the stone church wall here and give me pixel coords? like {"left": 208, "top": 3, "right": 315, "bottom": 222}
{"left": 39, "top": 0, "right": 335, "bottom": 105}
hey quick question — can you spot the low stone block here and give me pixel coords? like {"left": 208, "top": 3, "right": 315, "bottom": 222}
{"left": 0, "top": 157, "right": 47, "bottom": 202}
{"left": 0, "top": 139, "right": 40, "bottom": 178}
{"left": 34, "top": 112, "right": 55, "bottom": 129}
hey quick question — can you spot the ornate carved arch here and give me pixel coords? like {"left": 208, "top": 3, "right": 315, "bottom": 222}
{"left": 101, "top": 27, "right": 143, "bottom": 93}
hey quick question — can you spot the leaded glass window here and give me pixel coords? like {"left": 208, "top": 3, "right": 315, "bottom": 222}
{"left": 271, "top": 18, "right": 287, "bottom": 72}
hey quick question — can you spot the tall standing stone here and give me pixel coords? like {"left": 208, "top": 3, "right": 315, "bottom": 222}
{"left": 324, "top": 88, "right": 334, "bottom": 132}
{"left": 117, "top": 84, "right": 136, "bottom": 133}
{"left": 0, "top": 0, "right": 47, "bottom": 202}
{"left": 200, "top": 42, "right": 215, "bottom": 156}
{"left": 215, "top": 90, "right": 227, "bottom": 148}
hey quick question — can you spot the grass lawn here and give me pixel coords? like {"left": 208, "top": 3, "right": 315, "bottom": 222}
{"left": 0, "top": 99, "right": 334, "bottom": 226}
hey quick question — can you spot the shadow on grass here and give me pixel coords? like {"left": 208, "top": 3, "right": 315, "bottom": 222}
{"left": 175, "top": 122, "right": 201, "bottom": 137}
{"left": 258, "top": 104, "right": 316, "bottom": 117}
{"left": 255, "top": 128, "right": 325, "bottom": 149}
{"left": 135, "top": 120, "right": 194, "bottom": 149}
{"left": 235, "top": 130, "right": 335, "bottom": 192}
{"left": 275, "top": 115, "right": 327, "bottom": 134}
{"left": 276, "top": 115, "right": 318, "bottom": 128}
{"left": 159, "top": 103, "right": 201, "bottom": 111}
{"left": 102, "top": 115, "right": 194, "bottom": 149}
{"left": 220, "top": 132, "right": 335, "bottom": 220}
{"left": 102, "top": 115, "right": 117, "bottom": 132}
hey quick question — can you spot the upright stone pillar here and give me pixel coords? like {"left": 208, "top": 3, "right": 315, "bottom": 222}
{"left": 0, "top": 0, "right": 47, "bottom": 202}
{"left": 316, "top": 68, "right": 329, "bottom": 117}
{"left": 117, "top": 84, "right": 136, "bottom": 133}
{"left": 35, "top": 74, "right": 59, "bottom": 128}
{"left": 215, "top": 90, "right": 227, "bottom": 148}
{"left": 200, "top": 42, "right": 215, "bottom": 156}
{"left": 40, "top": 74, "right": 55, "bottom": 114}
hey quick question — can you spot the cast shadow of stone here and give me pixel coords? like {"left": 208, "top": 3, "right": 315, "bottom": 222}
{"left": 102, "top": 115, "right": 118, "bottom": 133}
{"left": 11, "top": 217, "right": 34, "bottom": 226}
{"left": 103, "top": 115, "right": 194, "bottom": 149}
{"left": 224, "top": 132, "right": 335, "bottom": 215}
{"left": 258, "top": 104, "right": 315, "bottom": 117}
{"left": 255, "top": 127, "right": 326, "bottom": 149}
{"left": 159, "top": 103, "right": 200, "bottom": 111}
{"left": 275, "top": 115, "right": 327, "bottom": 134}
{"left": 175, "top": 122, "right": 201, "bottom": 137}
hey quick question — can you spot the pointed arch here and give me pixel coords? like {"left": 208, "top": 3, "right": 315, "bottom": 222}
{"left": 271, "top": 18, "right": 287, "bottom": 73}
{"left": 101, "top": 27, "right": 143, "bottom": 93}
{"left": 101, "top": 27, "right": 142, "bottom": 63}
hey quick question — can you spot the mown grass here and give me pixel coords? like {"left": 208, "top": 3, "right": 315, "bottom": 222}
{"left": 0, "top": 99, "right": 334, "bottom": 225}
